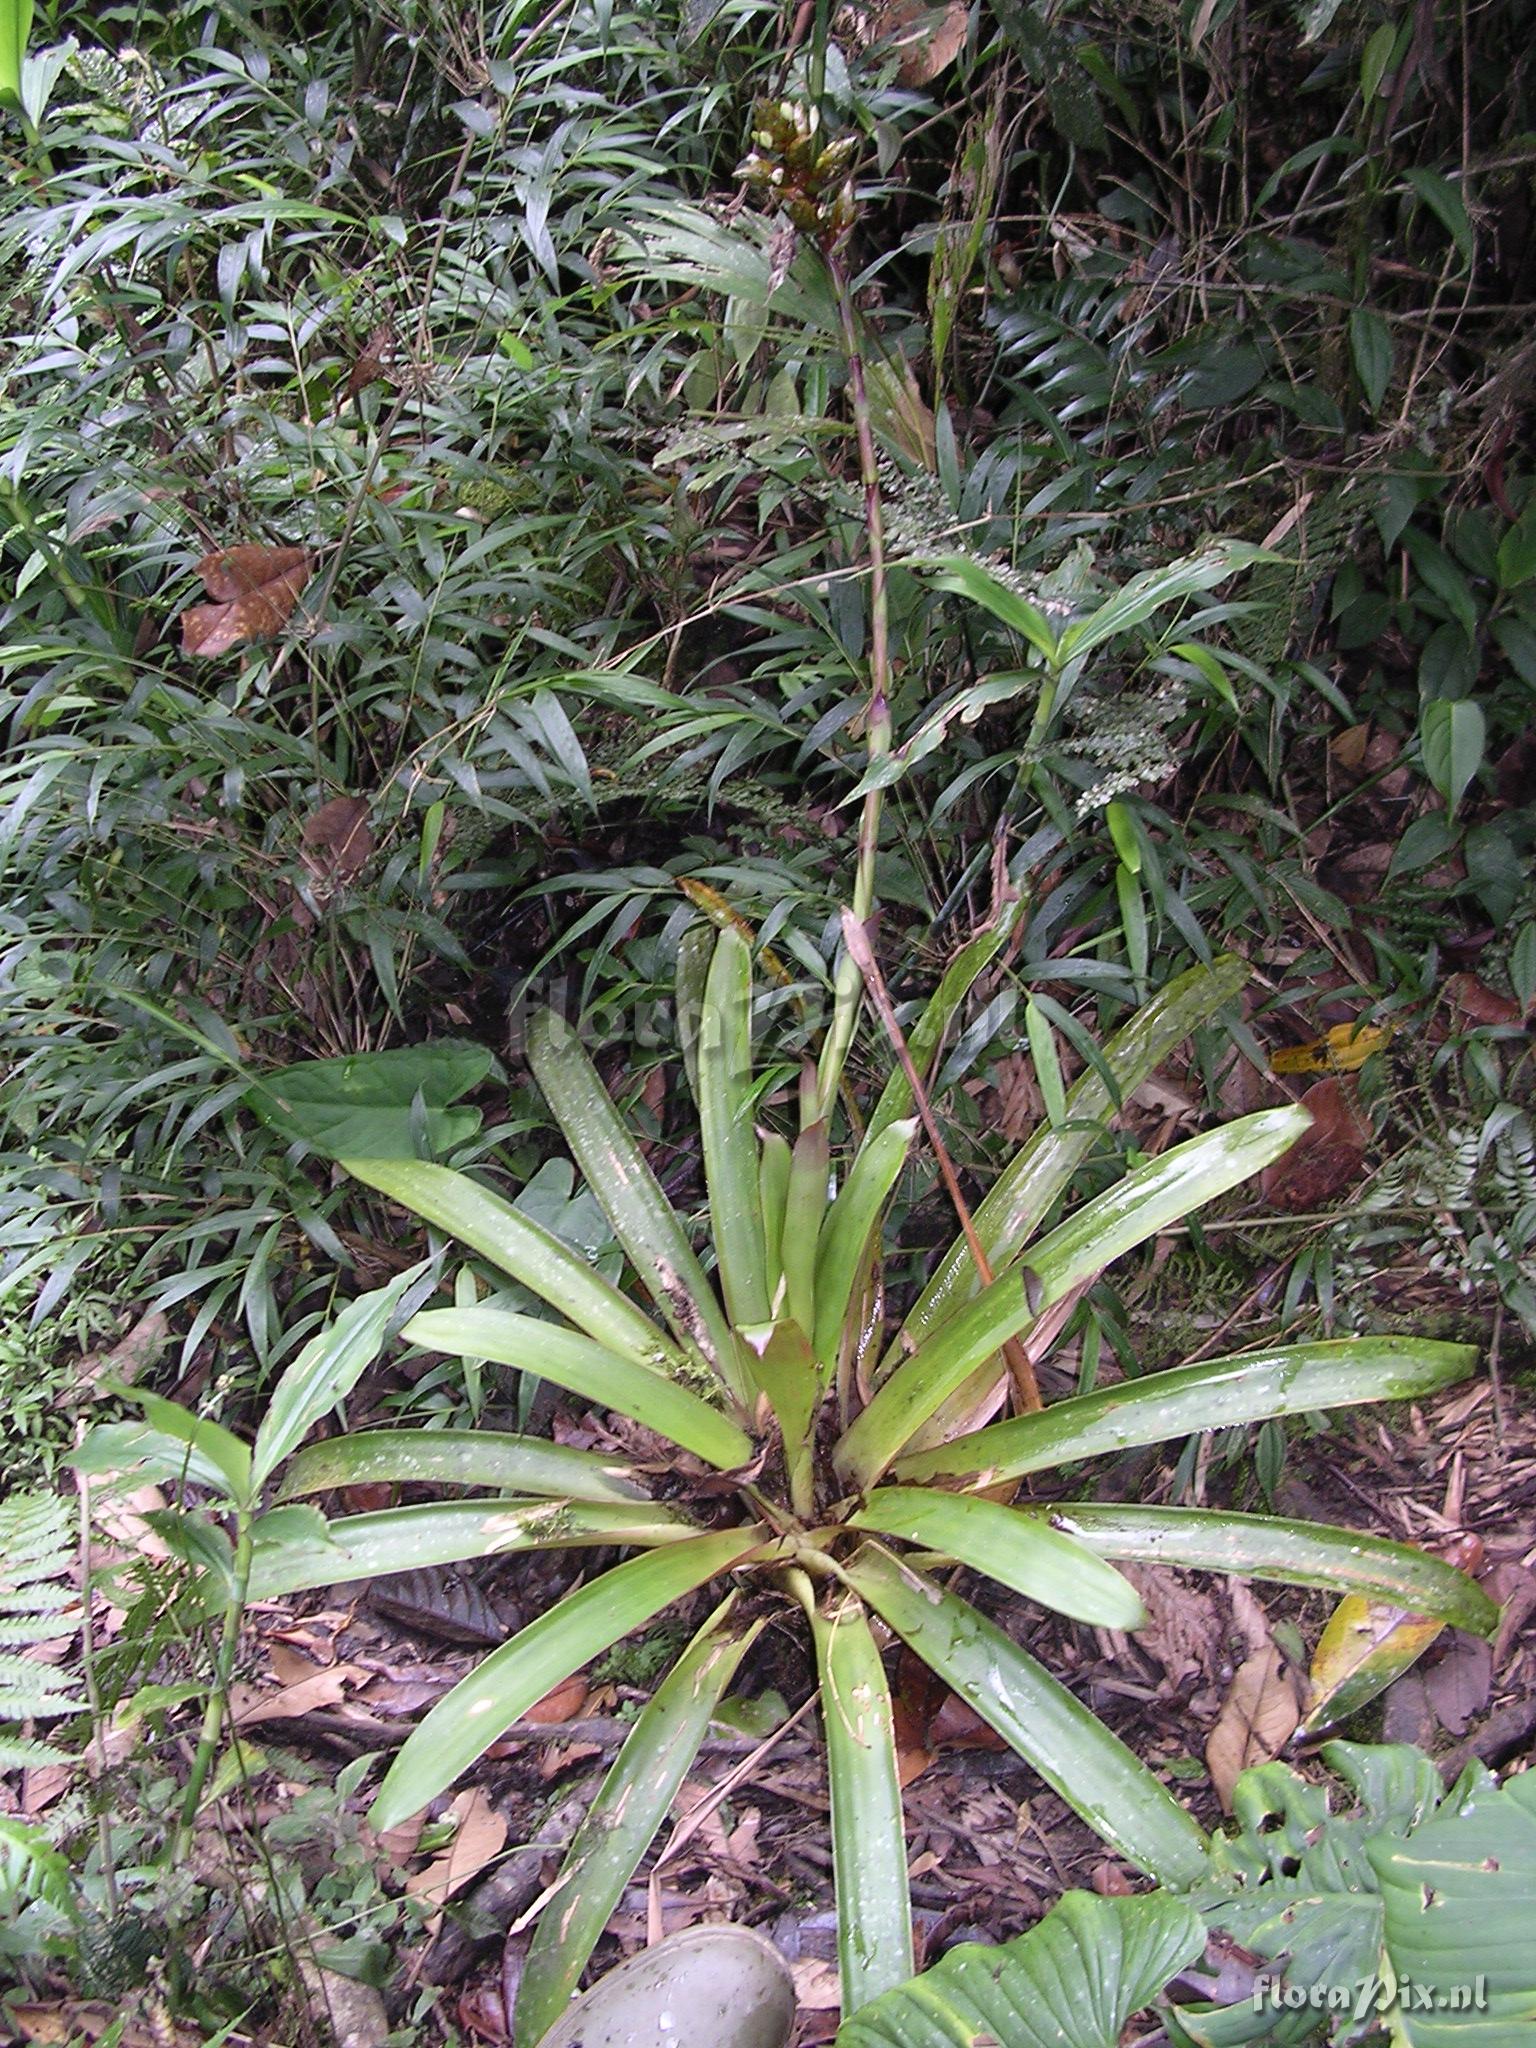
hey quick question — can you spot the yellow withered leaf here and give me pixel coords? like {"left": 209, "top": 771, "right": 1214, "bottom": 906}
{"left": 1271, "top": 1020, "right": 1394, "bottom": 1075}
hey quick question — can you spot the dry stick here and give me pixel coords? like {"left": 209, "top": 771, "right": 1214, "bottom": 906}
{"left": 839, "top": 909, "right": 1042, "bottom": 1413}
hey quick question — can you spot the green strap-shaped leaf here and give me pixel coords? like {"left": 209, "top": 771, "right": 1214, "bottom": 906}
{"left": 527, "top": 1010, "right": 745, "bottom": 1400}
{"left": 252, "top": 1264, "right": 427, "bottom": 1489}
{"left": 343, "top": 1157, "right": 679, "bottom": 1373}
{"left": 741, "top": 1319, "right": 820, "bottom": 1520}
{"left": 838, "top": 1105, "right": 1310, "bottom": 1487}
{"left": 405, "top": 1307, "right": 754, "bottom": 1472}
{"left": 513, "top": 1601, "right": 763, "bottom": 2048}
{"left": 814, "top": 1117, "right": 916, "bottom": 1364}
{"left": 849, "top": 1488, "right": 1146, "bottom": 1630}
{"left": 760, "top": 1130, "right": 791, "bottom": 1306}
{"left": 893, "top": 954, "right": 1248, "bottom": 1361}
{"left": 863, "top": 924, "right": 1009, "bottom": 1148}
{"left": 890, "top": 1337, "right": 1478, "bottom": 1488}
{"left": 696, "top": 929, "right": 771, "bottom": 1330}
{"left": 835, "top": 1890, "right": 1205, "bottom": 2048}
{"left": 1037, "top": 1504, "right": 1499, "bottom": 1635}
{"left": 782, "top": 1119, "right": 830, "bottom": 1339}
{"left": 276, "top": 1428, "right": 648, "bottom": 1505}
{"left": 844, "top": 1542, "right": 1211, "bottom": 1887}
{"left": 369, "top": 1529, "right": 764, "bottom": 1830}
{"left": 249, "top": 1497, "right": 697, "bottom": 1599}
{"left": 811, "top": 1593, "right": 914, "bottom": 2015}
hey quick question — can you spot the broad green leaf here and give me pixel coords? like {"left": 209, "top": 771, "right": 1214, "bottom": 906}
{"left": 405, "top": 1307, "right": 754, "bottom": 1471}
{"left": 849, "top": 1488, "right": 1147, "bottom": 1630}
{"left": 813, "top": 1117, "right": 916, "bottom": 1363}
{"left": 1349, "top": 307, "right": 1394, "bottom": 412}
{"left": 840, "top": 1105, "right": 1311, "bottom": 1486}
{"left": 696, "top": 929, "right": 771, "bottom": 1328}
{"left": 277, "top": 1428, "right": 648, "bottom": 1505}
{"left": 1039, "top": 1504, "right": 1497, "bottom": 1633}
{"left": 835, "top": 1890, "right": 1205, "bottom": 2048}
{"left": 811, "top": 1595, "right": 914, "bottom": 2014}
{"left": 514, "top": 1602, "right": 762, "bottom": 2048}
{"left": 527, "top": 1010, "right": 743, "bottom": 1399}
{"left": 1421, "top": 697, "right": 1486, "bottom": 818}
{"left": 251, "top": 1265, "right": 427, "bottom": 1489}
{"left": 370, "top": 1530, "right": 764, "bottom": 1829}
{"left": 864, "top": 923, "right": 1009, "bottom": 1147}
{"left": 1025, "top": 997, "right": 1067, "bottom": 1126}
{"left": 343, "top": 1158, "right": 679, "bottom": 1373}
{"left": 1371, "top": 1770, "right": 1536, "bottom": 2040}
{"left": 78, "top": 1391, "right": 253, "bottom": 1506}
{"left": 249, "top": 1498, "right": 696, "bottom": 1598}
{"left": 895, "top": 954, "right": 1249, "bottom": 1361}
{"left": 247, "top": 1042, "right": 491, "bottom": 1159}
{"left": 890, "top": 1337, "right": 1477, "bottom": 1487}
{"left": 845, "top": 1543, "right": 1210, "bottom": 1885}
{"left": 1402, "top": 165, "right": 1474, "bottom": 266}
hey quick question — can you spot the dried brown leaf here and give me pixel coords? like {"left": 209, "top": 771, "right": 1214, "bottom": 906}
{"left": 1206, "top": 1645, "right": 1299, "bottom": 1810}
{"left": 1260, "top": 1075, "right": 1370, "bottom": 1211}
{"left": 181, "top": 545, "right": 311, "bottom": 657}
{"left": 406, "top": 1787, "right": 508, "bottom": 1909}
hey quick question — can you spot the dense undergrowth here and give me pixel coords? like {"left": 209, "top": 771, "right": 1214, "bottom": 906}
{"left": 2, "top": 0, "right": 1535, "bottom": 2033}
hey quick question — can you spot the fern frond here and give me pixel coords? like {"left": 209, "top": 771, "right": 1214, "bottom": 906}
{"left": 0, "top": 1490, "right": 82, "bottom": 1733}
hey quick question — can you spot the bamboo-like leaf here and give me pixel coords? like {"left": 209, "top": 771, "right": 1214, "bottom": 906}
{"left": 277, "top": 1429, "right": 648, "bottom": 1506}
{"left": 249, "top": 1498, "right": 697, "bottom": 1599}
{"left": 813, "top": 1117, "right": 916, "bottom": 1363}
{"left": 893, "top": 955, "right": 1248, "bottom": 1361}
{"left": 405, "top": 1307, "right": 754, "bottom": 1472}
{"left": 527, "top": 1011, "right": 744, "bottom": 1398}
{"left": 1055, "top": 541, "right": 1273, "bottom": 662}
{"left": 1036, "top": 1504, "right": 1499, "bottom": 1634}
{"left": 838, "top": 1105, "right": 1311, "bottom": 1487}
{"left": 811, "top": 1593, "right": 914, "bottom": 2014}
{"left": 252, "top": 1265, "right": 427, "bottom": 1489}
{"left": 343, "top": 1157, "right": 679, "bottom": 1373}
{"left": 912, "top": 554, "right": 1061, "bottom": 659}
{"left": 75, "top": 1393, "right": 253, "bottom": 1506}
{"left": 513, "top": 1602, "right": 763, "bottom": 2048}
{"left": 849, "top": 1488, "right": 1147, "bottom": 1630}
{"left": 844, "top": 1543, "right": 1210, "bottom": 1886}
{"left": 863, "top": 924, "right": 1008, "bottom": 1148}
{"left": 782, "top": 1119, "right": 830, "bottom": 1339}
{"left": 889, "top": 1337, "right": 1478, "bottom": 1488}
{"left": 369, "top": 1530, "right": 764, "bottom": 1829}
{"left": 696, "top": 929, "right": 770, "bottom": 1329}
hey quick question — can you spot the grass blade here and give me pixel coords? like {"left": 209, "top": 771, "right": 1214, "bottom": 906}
{"left": 893, "top": 955, "right": 1248, "bottom": 1361}
{"left": 528, "top": 1010, "right": 744, "bottom": 1398}
{"left": 277, "top": 1428, "right": 648, "bottom": 1505}
{"left": 249, "top": 1498, "right": 696, "bottom": 1598}
{"left": 845, "top": 1542, "right": 1210, "bottom": 1886}
{"left": 891, "top": 1337, "right": 1479, "bottom": 1487}
{"left": 838, "top": 1105, "right": 1310, "bottom": 1487}
{"left": 849, "top": 1488, "right": 1147, "bottom": 1630}
{"left": 406, "top": 1306, "right": 754, "bottom": 1471}
{"left": 696, "top": 929, "right": 770, "bottom": 1329}
{"left": 343, "top": 1158, "right": 680, "bottom": 1373}
{"left": 1039, "top": 1504, "right": 1499, "bottom": 1633}
{"left": 810, "top": 1593, "right": 915, "bottom": 2012}
{"left": 513, "top": 1602, "right": 763, "bottom": 2047}
{"left": 369, "top": 1530, "right": 764, "bottom": 1829}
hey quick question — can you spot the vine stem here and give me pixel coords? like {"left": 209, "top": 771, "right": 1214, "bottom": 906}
{"left": 815, "top": 243, "right": 893, "bottom": 1127}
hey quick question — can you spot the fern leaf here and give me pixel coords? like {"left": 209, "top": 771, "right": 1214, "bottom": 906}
{"left": 0, "top": 1491, "right": 82, "bottom": 1732}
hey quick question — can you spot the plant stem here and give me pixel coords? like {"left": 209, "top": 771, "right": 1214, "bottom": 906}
{"left": 815, "top": 245, "right": 893, "bottom": 1127}
{"left": 172, "top": 1510, "right": 254, "bottom": 1860}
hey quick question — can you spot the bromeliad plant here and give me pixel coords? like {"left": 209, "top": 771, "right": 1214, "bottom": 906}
{"left": 87, "top": 934, "right": 1496, "bottom": 2042}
